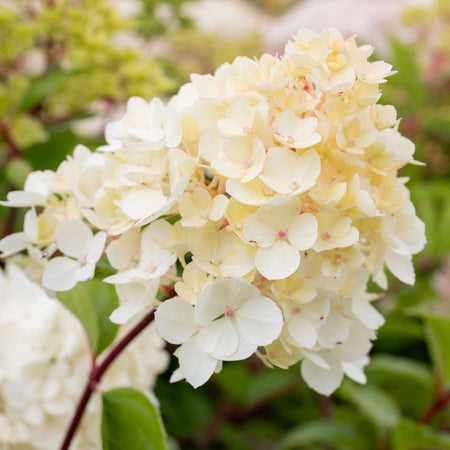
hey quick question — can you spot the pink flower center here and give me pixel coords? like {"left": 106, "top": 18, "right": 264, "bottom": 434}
{"left": 242, "top": 126, "right": 250, "bottom": 133}
{"left": 348, "top": 139, "right": 356, "bottom": 146}
{"left": 277, "top": 231, "right": 286, "bottom": 239}
{"left": 77, "top": 257, "right": 86, "bottom": 264}
{"left": 243, "top": 159, "right": 251, "bottom": 167}
{"left": 291, "top": 181, "right": 299, "bottom": 188}
{"left": 147, "top": 264, "right": 155, "bottom": 272}
{"left": 322, "top": 232, "right": 330, "bottom": 240}
{"left": 294, "top": 307, "right": 301, "bottom": 314}
{"left": 225, "top": 308, "right": 234, "bottom": 318}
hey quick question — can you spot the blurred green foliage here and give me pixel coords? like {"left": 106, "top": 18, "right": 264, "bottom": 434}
{"left": 1, "top": 0, "right": 450, "bottom": 449}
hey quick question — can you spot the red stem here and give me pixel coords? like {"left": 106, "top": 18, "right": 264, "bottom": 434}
{"left": 419, "top": 391, "right": 450, "bottom": 424}
{"left": 59, "top": 308, "right": 156, "bottom": 450}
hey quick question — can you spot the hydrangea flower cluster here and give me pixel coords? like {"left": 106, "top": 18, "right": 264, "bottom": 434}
{"left": 0, "top": 28, "right": 425, "bottom": 395}
{"left": 0, "top": 264, "right": 169, "bottom": 449}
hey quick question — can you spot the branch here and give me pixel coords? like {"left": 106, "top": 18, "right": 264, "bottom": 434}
{"left": 419, "top": 390, "right": 450, "bottom": 424}
{"left": 59, "top": 308, "right": 157, "bottom": 450}
{"left": 0, "top": 119, "right": 21, "bottom": 159}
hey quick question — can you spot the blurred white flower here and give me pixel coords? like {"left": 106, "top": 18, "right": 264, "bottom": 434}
{"left": 0, "top": 264, "right": 169, "bottom": 449}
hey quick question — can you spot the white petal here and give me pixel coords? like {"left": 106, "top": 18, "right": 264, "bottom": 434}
{"left": 164, "top": 107, "right": 182, "bottom": 148}
{"left": 54, "top": 220, "right": 93, "bottom": 259}
{"left": 86, "top": 231, "right": 106, "bottom": 263}
{"left": 194, "top": 278, "right": 259, "bottom": 325}
{"left": 243, "top": 214, "right": 276, "bottom": 247}
{"left": 42, "top": 257, "right": 81, "bottom": 291}
{"left": 197, "top": 317, "right": 239, "bottom": 358}
{"left": 0, "top": 191, "right": 46, "bottom": 207}
{"left": 255, "top": 241, "right": 300, "bottom": 280}
{"left": 110, "top": 302, "right": 148, "bottom": 325}
{"left": 301, "top": 349, "right": 330, "bottom": 370}
{"left": 0, "top": 232, "right": 29, "bottom": 257}
{"left": 226, "top": 178, "right": 276, "bottom": 206}
{"left": 221, "top": 339, "right": 257, "bottom": 361}
{"left": 219, "top": 250, "right": 255, "bottom": 278}
{"left": 301, "top": 356, "right": 343, "bottom": 396}
{"left": 198, "top": 131, "right": 223, "bottom": 162}
{"left": 77, "top": 261, "right": 96, "bottom": 282}
{"left": 385, "top": 250, "right": 415, "bottom": 285}
{"left": 287, "top": 315, "right": 318, "bottom": 348}
{"left": 318, "top": 310, "right": 349, "bottom": 349}
{"left": 104, "top": 268, "right": 150, "bottom": 284}
{"left": 155, "top": 297, "right": 197, "bottom": 344}
{"left": 106, "top": 228, "right": 141, "bottom": 271}
{"left": 235, "top": 296, "right": 283, "bottom": 346}
{"left": 23, "top": 208, "right": 38, "bottom": 240}
{"left": 287, "top": 213, "right": 318, "bottom": 250}
{"left": 342, "top": 358, "right": 369, "bottom": 384}
{"left": 352, "top": 297, "right": 385, "bottom": 330}
{"left": 209, "top": 194, "right": 229, "bottom": 221}
{"left": 253, "top": 196, "right": 301, "bottom": 231}
{"left": 118, "top": 188, "right": 166, "bottom": 221}
{"left": 178, "top": 336, "right": 218, "bottom": 388}
{"left": 332, "top": 330, "right": 372, "bottom": 362}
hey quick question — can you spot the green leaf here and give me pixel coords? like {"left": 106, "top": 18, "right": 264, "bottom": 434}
{"left": 242, "top": 371, "right": 295, "bottom": 406}
{"left": 102, "top": 388, "right": 167, "bottom": 450}
{"left": 338, "top": 381, "right": 401, "bottom": 431}
{"left": 155, "top": 375, "right": 213, "bottom": 437}
{"left": 392, "top": 419, "right": 450, "bottom": 450}
{"left": 425, "top": 316, "right": 450, "bottom": 388}
{"left": 57, "top": 280, "right": 120, "bottom": 356}
{"left": 18, "top": 69, "right": 74, "bottom": 113}
{"left": 57, "top": 284, "right": 99, "bottom": 353}
{"left": 367, "top": 355, "right": 434, "bottom": 418}
{"left": 23, "top": 128, "right": 78, "bottom": 171}
{"left": 83, "top": 279, "right": 119, "bottom": 355}
{"left": 368, "top": 355, "right": 433, "bottom": 388}
{"left": 411, "top": 181, "right": 450, "bottom": 256}
{"left": 280, "top": 420, "right": 356, "bottom": 449}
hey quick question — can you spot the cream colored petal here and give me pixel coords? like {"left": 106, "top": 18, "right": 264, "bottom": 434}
{"left": 118, "top": 188, "right": 166, "bottom": 221}
{"left": 235, "top": 296, "right": 283, "bottom": 346}
{"left": 226, "top": 178, "right": 276, "bottom": 206}
{"left": 209, "top": 195, "right": 228, "bottom": 222}
{"left": 106, "top": 228, "right": 140, "bottom": 271}
{"left": 287, "top": 315, "right": 318, "bottom": 348}
{"left": 255, "top": 241, "right": 300, "bottom": 280}
{"left": 287, "top": 213, "right": 318, "bottom": 251}
{"left": 54, "top": 220, "right": 92, "bottom": 259}
{"left": 254, "top": 196, "right": 301, "bottom": 230}
{"left": 155, "top": 296, "right": 197, "bottom": 344}
{"left": 243, "top": 214, "right": 276, "bottom": 248}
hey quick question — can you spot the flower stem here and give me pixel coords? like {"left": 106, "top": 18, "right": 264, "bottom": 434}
{"left": 59, "top": 308, "right": 156, "bottom": 450}
{"left": 419, "top": 390, "right": 450, "bottom": 424}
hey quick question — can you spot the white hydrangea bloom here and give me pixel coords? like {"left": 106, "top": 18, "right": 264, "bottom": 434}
{"left": 0, "top": 264, "right": 169, "bottom": 449}
{"left": 0, "top": 27, "right": 426, "bottom": 396}
{"left": 42, "top": 220, "right": 106, "bottom": 292}
{"left": 156, "top": 278, "right": 283, "bottom": 387}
